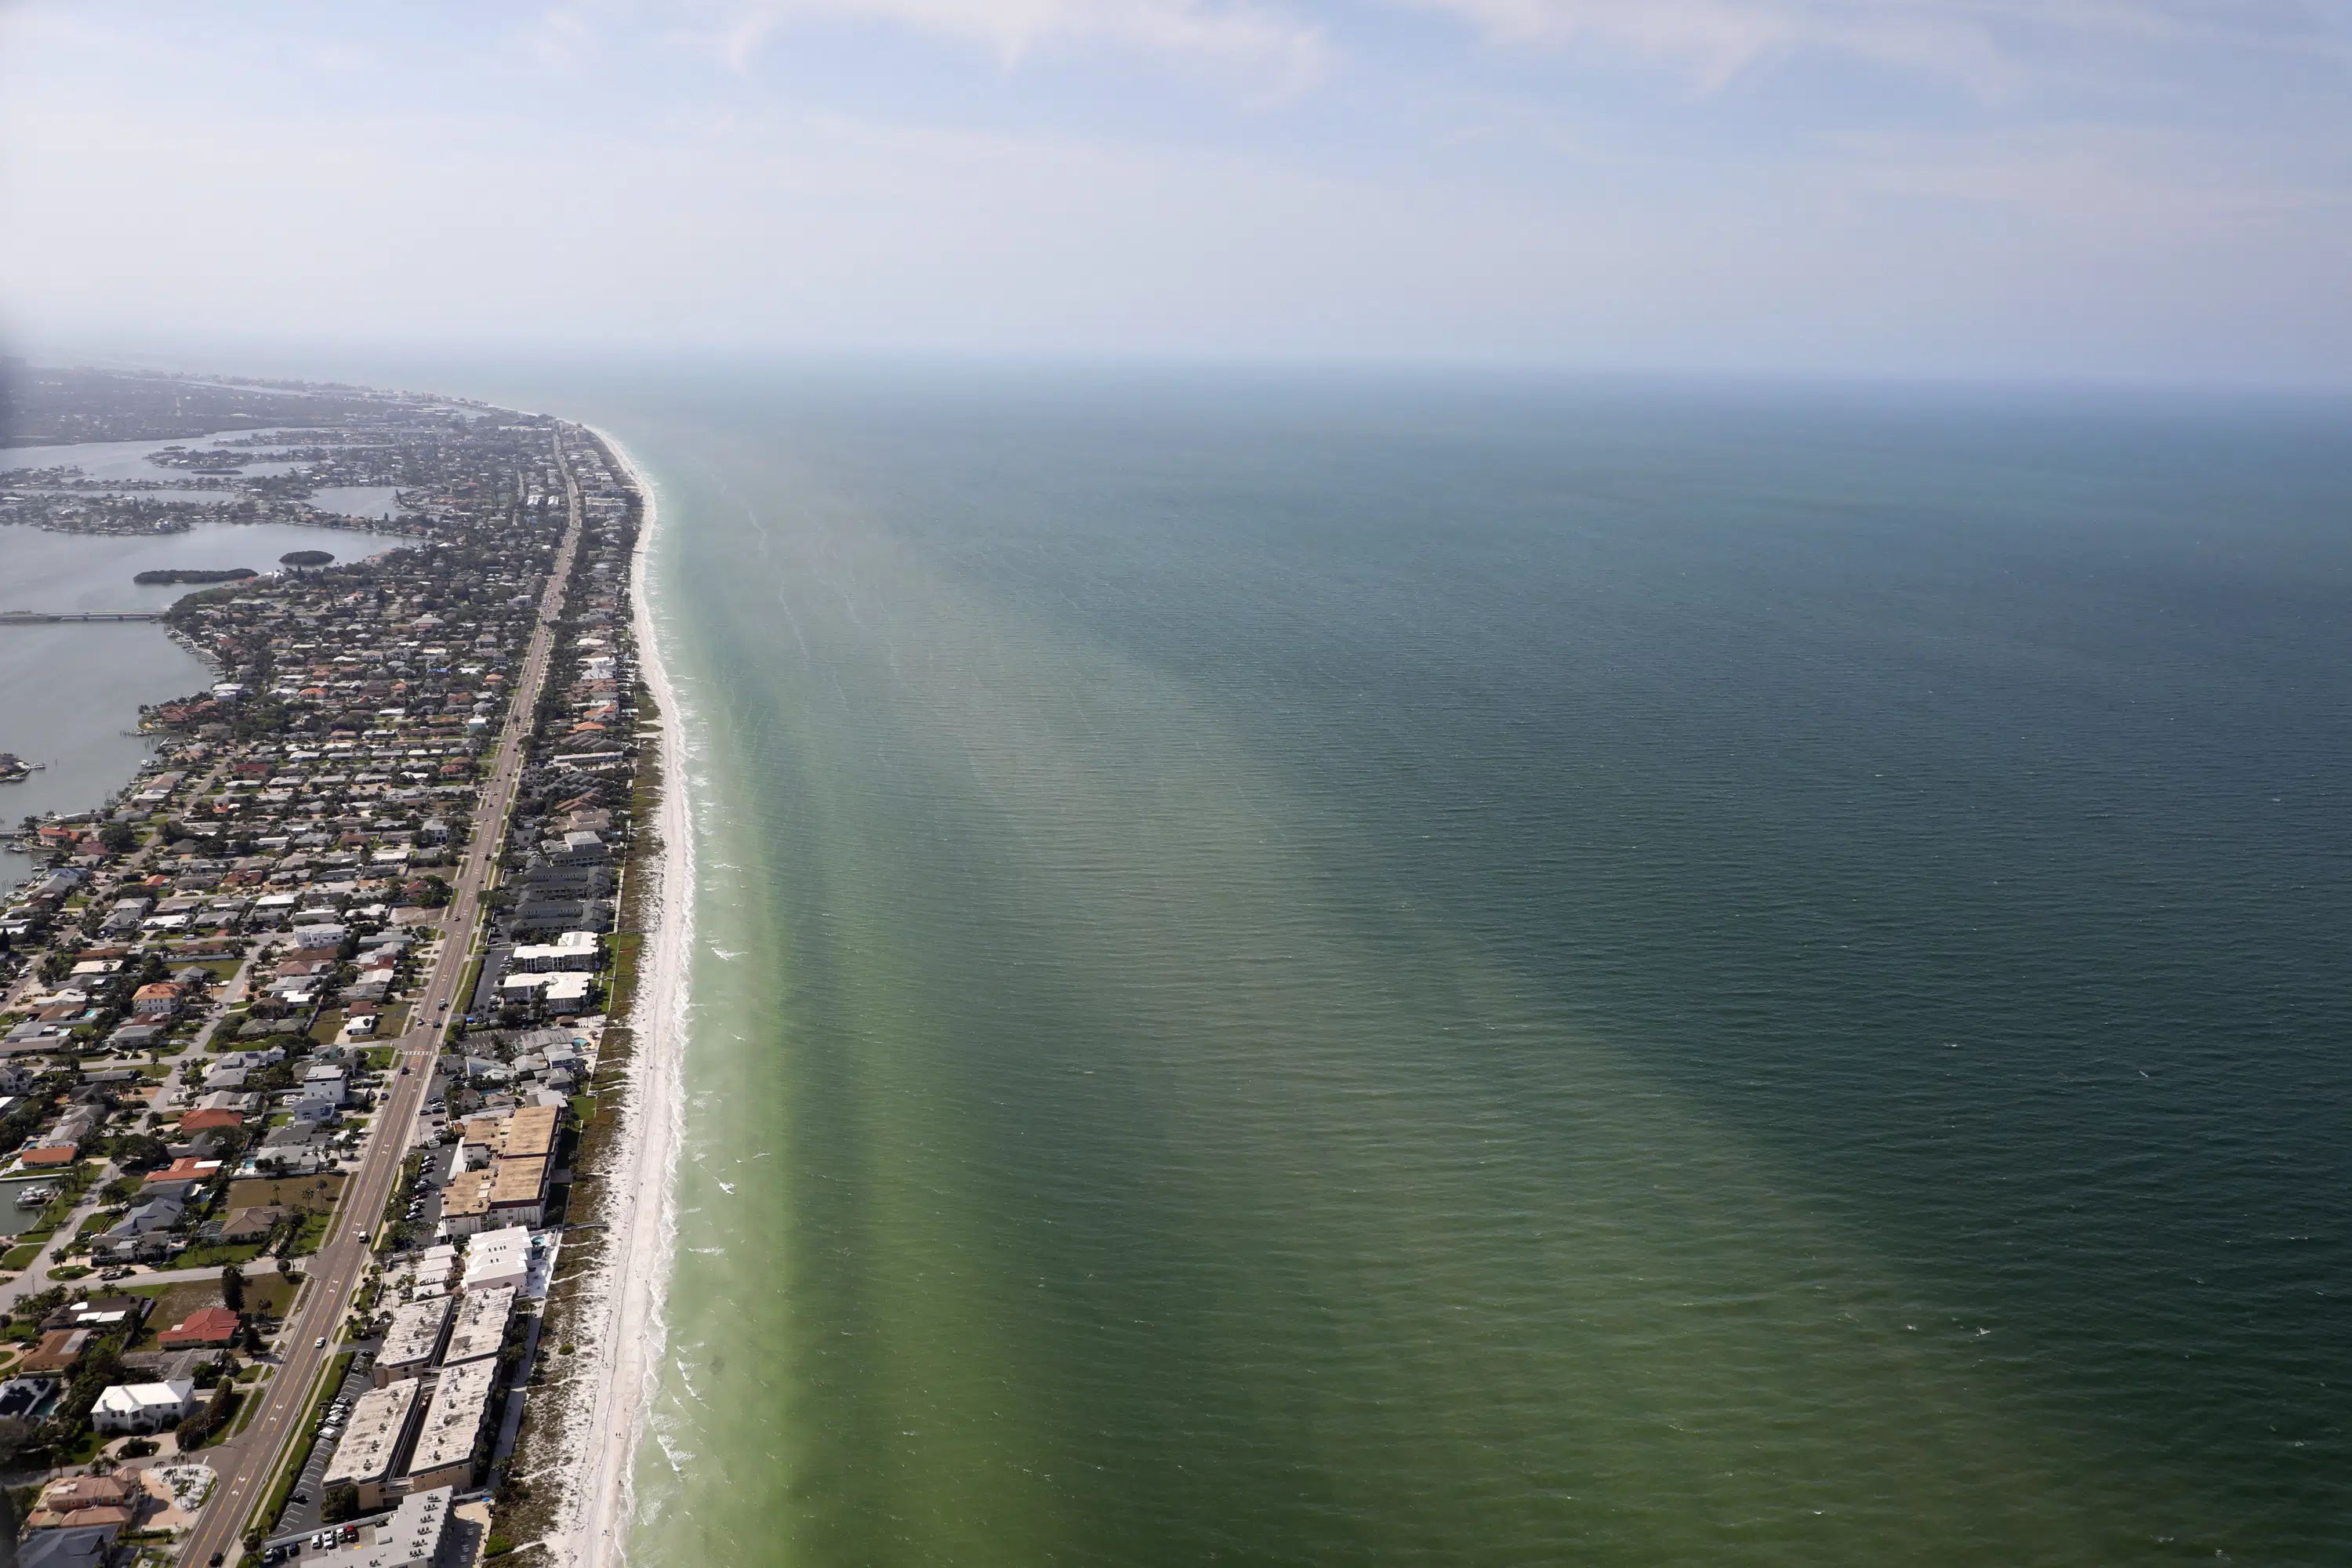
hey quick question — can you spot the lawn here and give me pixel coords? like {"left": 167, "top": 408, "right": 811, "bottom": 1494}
{"left": 307, "top": 1010, "right": 344, "bottom": 1044}
{"left": 225, "top": 1174, "right": 345, "bottom": 1213}
{"left": 286, "top": 1211, "right": 332, "bottom": 1257}
{"left": 125, "top": 1273, "right": 298, "bottom": 1348}
{"left": 173, "top": 1240, "right": 267, "bottom": 1270}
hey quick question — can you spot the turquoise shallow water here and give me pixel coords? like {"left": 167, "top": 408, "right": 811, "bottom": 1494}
{"left": 588, "top": 372, "right": 2352, "bottom": 1566}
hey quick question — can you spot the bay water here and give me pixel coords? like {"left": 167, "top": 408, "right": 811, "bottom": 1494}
{"left": 0, "top": 490, "right": 420, "bottom": 883}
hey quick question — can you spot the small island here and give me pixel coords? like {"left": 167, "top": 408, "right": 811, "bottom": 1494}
{"left": 279, "top": 547, "right": 335, "bottom": 568}
{"left": 132, "top": 566, "right": 258, "bottom": 585}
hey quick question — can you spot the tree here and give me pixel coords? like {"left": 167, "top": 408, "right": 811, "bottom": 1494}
{"left": 220, "top": 1263, "right": 245, "bottom": 1312}
{"left": 322, "top": 1482, "right": 361, "bottom": 1524}
{"left": 112, "top": 1133, "right": 169, "bottom": 1173}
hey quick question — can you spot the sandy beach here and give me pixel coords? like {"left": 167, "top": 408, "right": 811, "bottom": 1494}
{"left": 546, "top": 426, "right": 694, "bottom": 1568}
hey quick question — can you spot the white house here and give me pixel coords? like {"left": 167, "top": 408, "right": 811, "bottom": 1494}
{"left": 92, "top": 1379, "right": 196, "bottom": 1433}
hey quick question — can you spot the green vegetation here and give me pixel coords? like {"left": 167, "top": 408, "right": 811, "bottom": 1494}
{"left": 173, "top": 1380, "right": 241, "bottom": 1450}
{"left": 173, "top": 1241, "right": 267, "bottom": 1270}
{"left": 133, "top": 568, "right": 257, "bottom": 585}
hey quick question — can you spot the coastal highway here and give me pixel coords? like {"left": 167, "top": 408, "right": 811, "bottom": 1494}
{"left": 181, "top": 438, "right": 585, "bottom": 1567}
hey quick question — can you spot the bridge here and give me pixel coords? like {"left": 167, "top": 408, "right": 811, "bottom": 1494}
{"left": 0, "top": 609, "right": 165, "bottom": 624}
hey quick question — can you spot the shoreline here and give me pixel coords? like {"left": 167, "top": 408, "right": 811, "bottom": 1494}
{"left": 549, "top": 426, "right": 694, "bottom": 1568}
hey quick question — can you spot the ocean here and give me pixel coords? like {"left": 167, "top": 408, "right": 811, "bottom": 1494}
{"left": 169, "top": 358, "right": 2324, "bottom": 1564}
{"left": 591, "top": 371, "right": 2352, "bottom": 1566}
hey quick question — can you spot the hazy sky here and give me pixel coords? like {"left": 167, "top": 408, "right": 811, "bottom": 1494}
{"left": 5, "top": 1, "right": 2350, "bottom": 381}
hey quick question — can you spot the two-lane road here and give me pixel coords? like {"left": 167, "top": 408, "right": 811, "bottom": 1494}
{"left": 179, "top": 434, "right": 587, "bottom": 1568}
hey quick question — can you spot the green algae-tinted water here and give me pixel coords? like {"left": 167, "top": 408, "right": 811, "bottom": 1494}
{"left": 610, "top": 372, "right": 2350, "bottom": 1566}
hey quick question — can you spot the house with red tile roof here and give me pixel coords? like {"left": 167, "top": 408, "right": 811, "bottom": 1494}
{"left": 158, "top": 1307, "right": 240, "bottom": 1349}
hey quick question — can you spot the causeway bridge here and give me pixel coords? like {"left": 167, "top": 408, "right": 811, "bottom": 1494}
{"left": 0, "top": 609, "right": 165, "bottom": 625}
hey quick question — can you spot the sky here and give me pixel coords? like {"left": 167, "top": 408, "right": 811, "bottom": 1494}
{"left": 3, "top": 1, "right": 2351, "bottom": 383}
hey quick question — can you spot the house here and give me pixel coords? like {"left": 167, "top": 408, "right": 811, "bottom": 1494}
{"left": 291, "top": 923, "right": 349, "bottom": 952}
{"left": 101, "top": 1192, "right": 187, "bottom": 1250}
{"left": 179, "top": 1108, "right": 245, "bottom": 1133}
{"left": 130, "top": 982, "right": 183, "bottom": 1019}
{"left": 303, "top": 1065, "right": 350, "bottom": 1105}
{"left": 143, "top": 1157, "right": 223, "bottom": 1198}
{"left": 462, "top": 1225, "right": 532, "bottom": 1294}
{"left": 27, "top": 1473, "right": 141, "bottom": 1530}
{"left": 158, "top": 1306, "right": 241, "bottom": 1350}
{"left": 14, "top": 1145, "right": 79, "bottom": 1171}
{"left": 0, "top": 1018, "right": 78, "bottom": 1053}
{"left": 107, "top": 1023, "right": 166, "bottom": 1051}
{"left": 16, "top": 1524, "right": 122, "bottom": 1568}
{"left": 91, "top": 1379, "right": 196, "bottom": 1433}
{"left": 216, "top": 1205, "right": 284, "bottom": 1243}
{"left": 289, "top": 1087, "right": 343, "bottom": 1125}
{"left": 34, "top": 1475, "right": 138, "bottom": 1517}
{"left": 20, "top": 1329, "right": 91, "bottom": 1375}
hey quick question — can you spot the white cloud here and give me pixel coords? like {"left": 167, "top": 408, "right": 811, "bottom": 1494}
{"left": 666, "top": 0, "right": 1326, "bottom": 86}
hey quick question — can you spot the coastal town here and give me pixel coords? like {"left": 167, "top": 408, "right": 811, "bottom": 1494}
{"left": 0, "top": 369, "right": 664, "bottom": 1568}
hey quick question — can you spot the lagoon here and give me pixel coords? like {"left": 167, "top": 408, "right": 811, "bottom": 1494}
{"left": 0, "top": 510, "right": 419, "bottom": 891}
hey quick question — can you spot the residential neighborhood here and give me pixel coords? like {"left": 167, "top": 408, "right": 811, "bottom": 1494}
{"left": 0, "top": 390, "right": 652, "bottom": 1567}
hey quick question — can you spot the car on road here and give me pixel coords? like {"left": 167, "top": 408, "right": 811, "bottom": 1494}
{"left": 314, "top": 1337, "right": 326, "bottom": 1348}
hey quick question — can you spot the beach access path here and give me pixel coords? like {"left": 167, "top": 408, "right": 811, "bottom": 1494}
{"left": 176, "top": 432, "right": 586, "bottom": 1568}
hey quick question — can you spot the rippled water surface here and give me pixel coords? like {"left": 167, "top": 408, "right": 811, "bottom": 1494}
{"left": 599, "top": 374, "right": 2351, "bottom": 1566}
